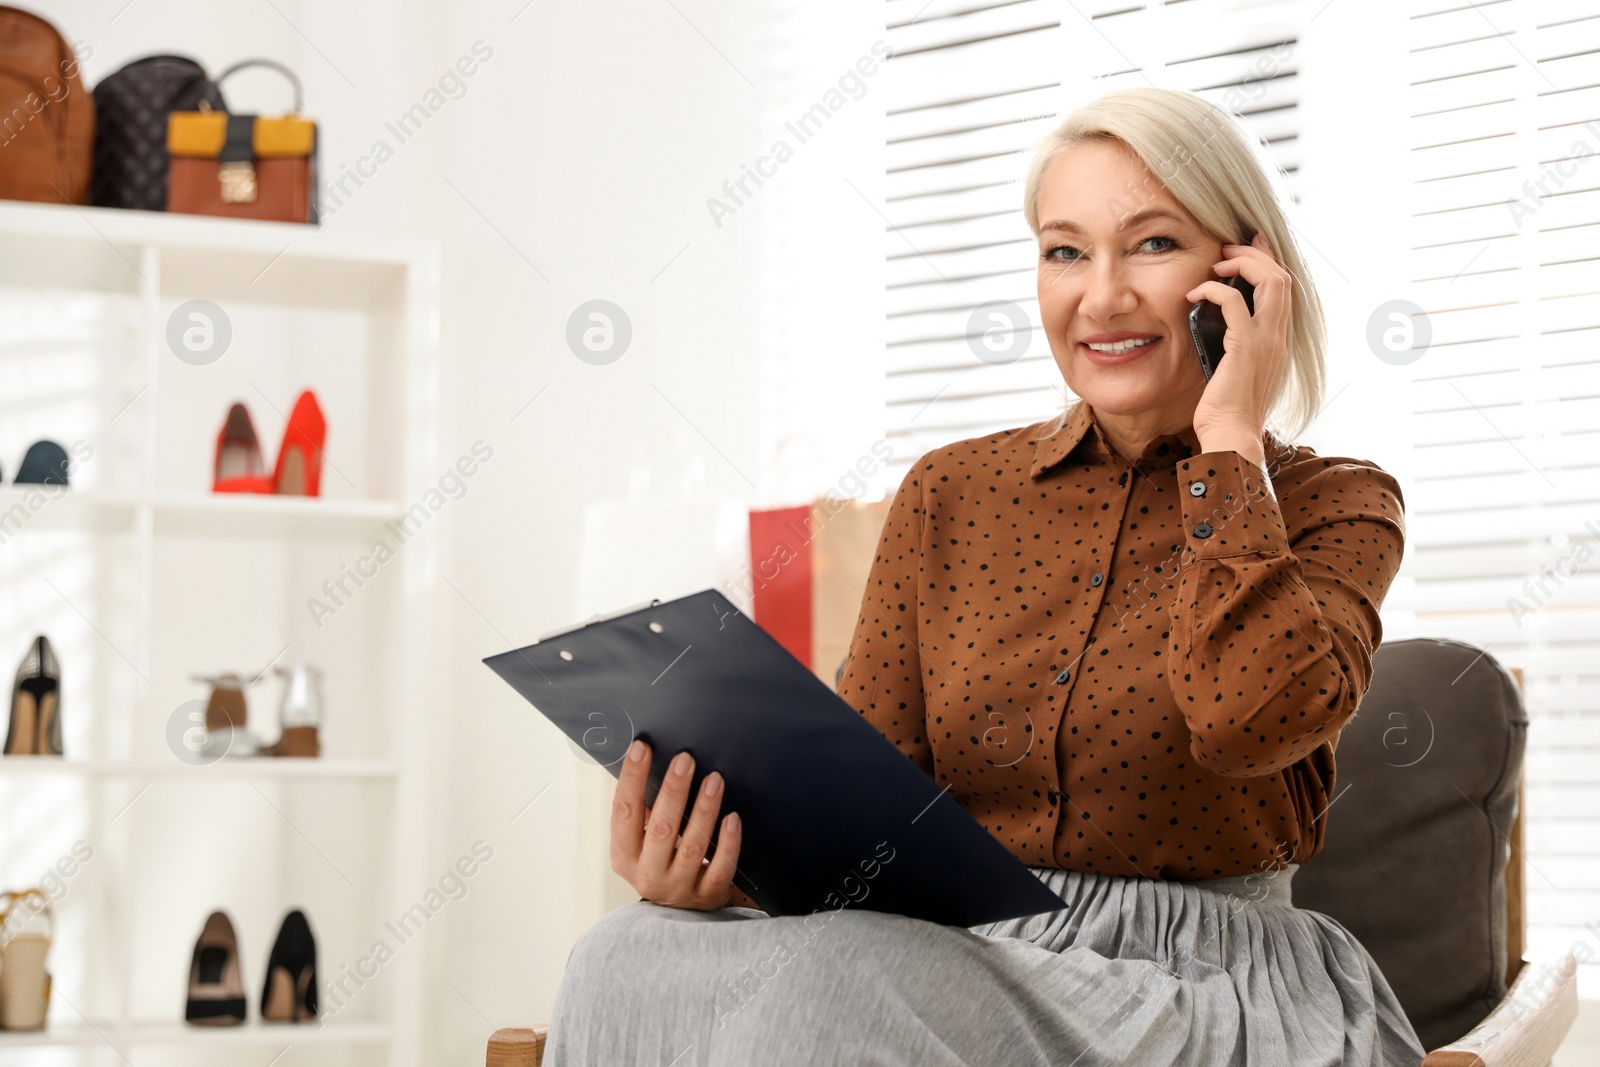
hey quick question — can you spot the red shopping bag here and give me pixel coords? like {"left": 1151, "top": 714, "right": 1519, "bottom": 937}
{"left": 747, "top": 497, "right": 891, "bottom": 690}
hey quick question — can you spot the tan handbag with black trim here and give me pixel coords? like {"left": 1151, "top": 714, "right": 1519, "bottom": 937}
{"left": 165, "top": 59, "right": 317, "bottom": 224}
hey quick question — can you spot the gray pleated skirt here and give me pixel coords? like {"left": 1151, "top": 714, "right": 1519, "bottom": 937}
{"left": 544, "top": 863, "right": 1427, "bottom": 1066}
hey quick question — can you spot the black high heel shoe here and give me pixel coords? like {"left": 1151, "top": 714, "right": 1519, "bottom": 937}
{"left": 185, "top": 911, "right": 246, "bottom": 1026}
{"left": 260, "top": 909, "right": 317, "bottom": 1023}
{"left": 5, "top": 636, "right": 61, "bottom": 757}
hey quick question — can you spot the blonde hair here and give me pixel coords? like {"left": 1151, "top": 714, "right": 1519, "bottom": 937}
{"left": 1022, "top": 86, "right": 1325, "bottom": 443}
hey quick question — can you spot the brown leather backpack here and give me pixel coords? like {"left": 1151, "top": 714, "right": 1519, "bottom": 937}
{"left": 0, "top": 6, "right": 94, "bottom": 204}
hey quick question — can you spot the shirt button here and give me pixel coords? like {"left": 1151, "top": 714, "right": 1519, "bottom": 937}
{"left": 1194, "top": 522, "right": 1213, "bottom": 538}
{"left": 1090, "top": 572, "right": 1103, "bottom": 587}
{"left": 1054, "top": 668, "right": 1071, "bottom": 685}
{"left": 1189, "top": 480, "right": 1206, "bottom": 496}
{"left": 1048, "top": 788, "right": 1063, "bottom": 804}
{"left": 1118, "top": 471, "right": 1128, "bottom": 487}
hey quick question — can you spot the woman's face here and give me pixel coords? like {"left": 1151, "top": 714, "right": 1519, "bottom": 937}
{"left": 1034, "top": 139, "right": 1224, "bottom": 424}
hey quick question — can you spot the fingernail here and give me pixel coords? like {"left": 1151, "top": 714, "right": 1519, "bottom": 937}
{"left": 627, "top": 739, "right": 645, "bottom": 762}
{"left": 725, "top": 812, "right": 740, "bottom": 832}
{"left": 705, "top": 772, "right": 722, "bottom": 798}
{"left": 672, "top": 752, "right": 692, "bottom": 776}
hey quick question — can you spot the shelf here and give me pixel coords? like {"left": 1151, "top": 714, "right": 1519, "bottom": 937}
{"left": 0, "top": 757, "right": 397, "bottom": 780}
{"left": 0, "top": 486, "right": 403, "bottom": 540}
{"left": 0, "top": 1023, "right": 105, "bottom": 1049}
{"left": 149, "top": 493, "right": 405, "bottom": 540}
{"left": 0, "top": 191, "right": 441, "bottom": 1067}
{"left": 0, "top": 1019, "right": 389, "bottom": 1048}
{"left": 132, "top": 1019, "right": 390, "bottom": 1046}
{"left": 0, "top": 199, "right": 431, "bottom": 308}
{"left": 143, "top": 759, "right": 398, "bottom": 780}
{"left": 0, "top": 198, "right": 425, "bottom": 264}
{"left": 0, "top": 486, "right": 137, "bottom": 536}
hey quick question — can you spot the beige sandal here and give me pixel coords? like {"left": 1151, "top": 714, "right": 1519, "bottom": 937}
{"left": 0, "top": 888, "right": 54, "bottom": 1031}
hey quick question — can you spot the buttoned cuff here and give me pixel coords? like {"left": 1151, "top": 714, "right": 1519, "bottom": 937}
{"left": 1176, "top": 452, "right": 1289, "bottom": 558}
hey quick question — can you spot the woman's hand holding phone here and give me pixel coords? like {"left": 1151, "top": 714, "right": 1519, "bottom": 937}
{"left": 1187, "top": 275, "right": 1253, "bottom": 382}
{"left": 1184, "top": 231, "right": 1294, "bottom": 459}
{"left": 610, "top": 738, "right": 746, "bottom": 911}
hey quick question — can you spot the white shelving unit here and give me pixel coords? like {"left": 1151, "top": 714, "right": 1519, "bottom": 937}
{"left": 0, "top": 199, "right": 440, "bottom": 1066}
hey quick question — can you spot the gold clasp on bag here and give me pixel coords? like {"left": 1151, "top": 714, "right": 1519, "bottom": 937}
{"left": 219, "top": 160, "right": 258, "bottom": 203}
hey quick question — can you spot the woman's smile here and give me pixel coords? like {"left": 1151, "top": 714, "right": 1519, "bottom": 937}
{"left": 1079, "top": 334, "right": 1163, "bottom": 364}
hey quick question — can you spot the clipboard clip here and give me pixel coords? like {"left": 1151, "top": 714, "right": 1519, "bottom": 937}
{"left": 536, "top": 598, "right": 662, "bottom": 643}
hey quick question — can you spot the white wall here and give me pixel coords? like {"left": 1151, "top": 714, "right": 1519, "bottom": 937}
{"left": 54, "top": 0, "right": 886, "bottom": 1061}
{"left": 431, "top": 1, "right": 885, "bottom": 1061}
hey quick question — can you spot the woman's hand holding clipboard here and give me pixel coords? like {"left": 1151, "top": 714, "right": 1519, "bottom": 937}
{"left": 611, "top": 739, "right": 744, "bottom": 911}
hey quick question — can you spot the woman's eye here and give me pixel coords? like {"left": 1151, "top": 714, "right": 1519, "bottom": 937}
{"left": 1042, "top": 235, "right": 1178, "bottom": 263}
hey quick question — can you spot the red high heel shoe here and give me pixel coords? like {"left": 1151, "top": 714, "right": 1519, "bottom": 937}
{"left": 213, "top": 403, "right": 274, "bottom": 493}
{"left": 272, "top": 390, "right": 326, "bottom": 497}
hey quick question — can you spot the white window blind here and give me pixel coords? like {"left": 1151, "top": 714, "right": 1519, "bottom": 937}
{"left": 881, "top": 0, "right": 1600, "bottom": 998}
{"left": 1404, "top": 0, "right": 1600, "bottom": 996}
{"left": 881, "top": 0, "right": 1307, "bottom": 489}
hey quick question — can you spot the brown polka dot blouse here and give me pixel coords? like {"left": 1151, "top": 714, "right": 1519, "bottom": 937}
{"left": 836, "top": 398, "right": 1407, "bottom": 881}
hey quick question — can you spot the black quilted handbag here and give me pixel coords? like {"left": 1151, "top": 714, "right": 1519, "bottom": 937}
{"left": 90, "top": 54, "right": 225, "bottom": 211}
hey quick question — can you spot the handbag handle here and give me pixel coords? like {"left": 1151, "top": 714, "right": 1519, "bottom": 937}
{"left": 214, "top": 58, "right": 303, "bottom": 114}
{"left": 0, "top": 888, "right": 54, "bottom": 942}
{"left": 122, "top": 54, "right": 210, "bottom": 70}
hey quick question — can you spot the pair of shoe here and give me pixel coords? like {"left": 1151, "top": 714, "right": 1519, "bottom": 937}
{"left": 4, "top": 636, "right": 61, "bottom": 757}
{"left": 194, "top": 663, "right": 323, "bottom": 759}
{"left": 0, "top": 441, "right": 73, "bottom": 487}
{"left": 214, "top": 390, "right": 326, "bottom": 496}
{"left": 186, "top": 910, "right": 317, "bottom": 1026}
{"left": 0, "top": 889, "right": 53, "bottom": 1031}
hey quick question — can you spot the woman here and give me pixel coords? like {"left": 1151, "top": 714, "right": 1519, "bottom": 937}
{"left": 545, "top": 87, "right": 1425, "bottom": 1066}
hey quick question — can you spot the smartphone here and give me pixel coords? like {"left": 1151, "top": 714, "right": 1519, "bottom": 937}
{"left": 1188, "top": 272, "right": 1256, "bottom": 381}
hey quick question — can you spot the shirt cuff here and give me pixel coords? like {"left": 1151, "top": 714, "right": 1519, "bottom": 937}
{"left": 1176, "top": 452, "right": 1289, "bottom": 558}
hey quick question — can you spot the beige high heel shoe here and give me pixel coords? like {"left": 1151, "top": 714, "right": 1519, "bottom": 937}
{"left": 185, "top": 911, "right": 246, "bottom": 1026}
{"left": 0, "top": 888, "right": 54, "bottom": 1031}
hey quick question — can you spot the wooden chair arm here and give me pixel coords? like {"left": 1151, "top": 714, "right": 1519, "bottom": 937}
{"left": 1422, "top": 953, "right": 1579, "bottom": 1066}
{"left": 487, "top": 1025, "right": 548, "bottom": 1067}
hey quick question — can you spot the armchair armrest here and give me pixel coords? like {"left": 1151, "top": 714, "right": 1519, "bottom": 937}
{"left": 488, "top": 1025, "right": 548, "bottom": 1067}
{"left": 1422, "top": 952, "right": 1579, "bottom": 1066}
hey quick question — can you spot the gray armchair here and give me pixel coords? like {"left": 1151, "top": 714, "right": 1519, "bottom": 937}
{"left": 489, "top": 639, "right": 1579, "bottom": 1066}
{"left": 1293, "top": 637, "right": 1577, "bottom": 1064}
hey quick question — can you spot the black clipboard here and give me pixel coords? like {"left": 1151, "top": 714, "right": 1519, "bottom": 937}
{"left": 483, "top": 587, "right": 1067, "bottom": 927}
